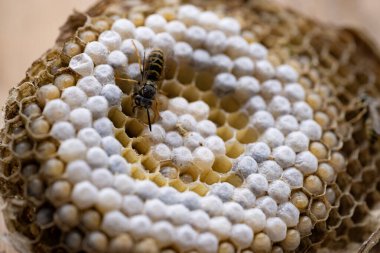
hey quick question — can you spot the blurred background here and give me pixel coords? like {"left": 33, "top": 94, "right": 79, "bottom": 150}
{"left": 0, "top": 0, "right": 380, "bottom": 252}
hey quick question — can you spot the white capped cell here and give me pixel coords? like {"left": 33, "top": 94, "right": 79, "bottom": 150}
{"left": 175, "top": 225, "right": 198, "bottom": 251}
{"left": 277, "top": 202, "right": 300, "bottom": 227}
{"left": 101, "top": 84, "right": 123, "bottom": 107}
{"left": 200, "top": 195, "right": 224, "bottom": 216}
{"left": 69, "top": 108, "right": 92, "bottom": 130}
{"left": 230, "top": 224, "right": 254, "bottom": 249}
{"left": 174, "top": 41, "right": 193, "bottom": 62}
{"left": 276, "top": 64, "right": 299, "bottom": 83}
{"left": 276, "top": 115, "right": 299, "bottom": 135}
{"left": 107, "top": 50, "right": 128, "bottom": 68}
{"left": 208, "top": 216, "right": 231, "bottom": 240}
{"left": 114, "top": 174, "right": 135, "bottom": 195}
{"left": 256, "top": 196, "right": 278, "bottom": 217}
{"left": 121, "top": 195, "right": 143, "bottom": 216}
{"left": 193, "top": 146, "right": 215, "bottom": 168}
{"left": 184, "top": 25, "right": 207, "bottom": 48}
{"left": 150, "top": 221, "right": 175, "bottom": 247}
{"left": 91, "top": 168, "right": 113, "bottom": 189}
{"left": 134, "top": 26, "right": 155, "bottom": 47}
{"left": 272, "top": 146, "right": 296, "bottom": 168}
{"left": 95, "top": 187, "right": 123, "bottom": 213}
{"left": 197, "top": 232, "right": 218, "bottom": 253}
{"left": 209, "top": 182, "right": 234, "bottom": 202}
{"left": 225, "top": 36, "right": 249, "bottom": 58}
{"left": 268, "top": 95, "right": 291, "bottom": 117}
{"left": 244, "top": 96, "right": 267, "bottom": 114}
{"left": 144, "top": 199, "right": 168, "bottom": 220}
{"left": 205, "top": 135, "right": 226, "bottom": 155}
{"left": 260, "top": 127, "right": 285, "bottom": 148}
{"left": 211, "top": 54, "right": 233, "bottom": 73}
{"left": 300, "top": 119, "right": 322, "bottom": 141}
{"left": 293, "top": 101, "right": 313, "bottom": 121}
{"left": 261, "top": 79, "right": 282, "bottom": 99}
{"left": 129, "top": 215, "right": 152, "bottom": 239}
{"left": 94, "top": 64, "right": 115, "bottom": 85}
{"left": 65, "top": 160, "right": 92, "bottom": 184}
{"left": 295, "top": 151, "right": 318, "bottom": 175}
{"left": 98, "top": 30, "right": 122, "bottom": 51}
{"left": 108, "top": 155, "right": 130, "bottom": 174}
{"left": 188, "top": 101, "right": 210, "bottom": 121}
{"left": 58, "top": 138, "right": 87, "bottom": 162}
{"left": 78, "top": 127, "right": 101, "bottom": 148}
{"left": 233, "top": 187, "right": 256, "bottom": 208}
{"left": 71, "top": 181, "right": 98, "bottom": 209}
{"left": 61, "top": 86, "right": 87, "bottom": 109}
{"left": 171, "top": 146, "right": 193, "bottom": 168}
{"left": 197, "top": 120, "right": 217, "bottom": 137}
{"left": 149, "top": 124, "right": 166, "bottom": 144}
{"left": 111, "top": 18, "right": 136, "bottom": 39}
{"left": 120, "top": 39, "right": 144, "bottom": 63}
{"left": 84, "top": 41, "right": 109, "bottom": 65}
{"left": 249, "top": 42, "right": 268, "bottom": 60}
{"left": 177, "top": 114, "right": 197, "bottom": 131}
{"left": 152, "top": 143, "right": 171, "bottom": 161}
{"left": 268, "top": 180, "right": 291, "bottom": 203}
{"left": 158, "top": 186, "right": 182, "bottom": 205}
{"left": 218, "top": 17, "right": 241, "bottom": 36}
{"left": 101, "top": 211, "right": 129, "bottom": 236}
{"left": 51, "top": 121, "right": 76, "bottom": 141}
{"left": 232, "top": 156, "right": 258, "bottom": 178}
{"left": 265, "top": 217, "right": 287, "bottom": 242}
{"left": 284, "top": 83, "right": 305, "bottom": 102}
{"left": 244, "top": 208, "right": 266, "bottom": 233}
{"left": 232, "top": 57, "right": 255, "bottom": 77}
{"left": 258, "top": 160, "right": 283, "bottom": 181}
{"left": 77, "top": 76, "right": 103, "bottom": 97}
{"left": 255, "top": 60, "right": 275, "bottom": 80}
{"left": 159, "top": 110, "right": 178, "bottom": 131}
{"left": 69, "top": 53, "right": 94, "bottom": 76}
{"left": 184, "top": 132, "right": 205, "bottom": 151}
{"left": 85, "top": 96, "right": 109, "bottom": 119}
{"left": 246, "top": 173, "right": 268, "bottom": 196}
{"left": 223, "top": 202, "right": 245, "bottom": 223}
{"left": 192, "top": 49, "right": 211, "bottom": 70}
{"left": 145, "top": 14, "right": 167, "bottom": 33}
{"left": 281, "top": 167, "right": 304, "bottom": 188}
{"left": 205, "top": 30, "right": 227, "bottom": 55}
{"left": 250, "top": 110, "right": 275, "bottom": 132}
{"left": 178, "top": 5, "right": 201, "bottom": 25}
{"left": 101, "top": 136, "right": 122, "bottom": 156}
{"left": 134, "top": 180, "right": 160, "bottom": 200}
{"left": 43, "top": 99, "right": 70, "bottom": 123}
{"left": 189, "top": 209, "right": 210, "bottom": 231}
{"left": 285, "top": 131, "right": 310, "bottom": 153}
{"left": 234, "top": 76, "right": 260, "bottom": 102}
{"left": 168, "top": 97, "right": 189, "bottom": 115}
{"left": 87, "top": 147, "right": 109, "bottom": 168}
{"left": 168, "top": 204, "right": 190, "bottom": 225}
{"left": 165, "top": 20, "right": 186, "bottom": 40}
{"left": 93, "top": 117, "right": 114, "bottom": 137}
{"left": 181, "top": 191, "right": 201, "bottom": 210}
{"left": 213, "top": 72, "right": 237, "bottom": 96}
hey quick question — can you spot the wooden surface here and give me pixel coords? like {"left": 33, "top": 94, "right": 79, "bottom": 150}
{"left": 1, "top": 0, "right": 380, "bottom": 252}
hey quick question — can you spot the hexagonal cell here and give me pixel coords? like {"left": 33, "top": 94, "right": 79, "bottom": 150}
{"left": 180, "top": 165, "right": 200, "bottom": 183}
{"left": 348, "top": 225, "right": 368, "bottom": 243}
{"left": 335, "top": 172, "right": 352, "bottom": 193}
{"left": 108, "top": 108, "right": 128, "bottom": 128}
{"left": 159, "top": 166, "right": 178, "bottom": 180}
{"left": 124, "top": 118, "right": 145, "bottom": 138}
{"left": 200, "top": 91, "right": 218, "bottom": 108}
{"left": 122, "top": 148, "right": 139, "bottom": 164}
{"left": 310, "top": 198, "right": 330, "bottom": 221}
{"left": 227, "top": 111, "right": 249, "bottom": 130}
{"left": 114, "top": 130, "right": 131, "bottom": 147}
{"left": 181, "top": 85, "right": 201, "bottom": 102}
{"left": 164, "top": 57, "right": 177, "bottom": 80}
{"left": 177, "top": 64, "right": 195, "bottom": 85}
{"left": 334, "top": 218, "right": 352, "bottom": 239}
{"left": 358, "top": 147, "right": 372, "bottom": 166}
{"left": 188, "top": 182, "right": 208, "bottom": 196}
{"left": 362, "top": 168, "right": 377, "bottom": 189}
{"left": 225, "top": 140, "right": 244, "bottom": 158}
{"left": 161, "top": 80, "right": 183, "bottom": 98}
{"left": 222, "top": 173, "right": 243, "bottom": 187}
{"left": 348, "top": 181, "right": 365, "bottom": 201}
{"left": 131, "top": 137, "right": 150, "bottom": 155}
{"left": 365, "top": 191, "right": 380, "bottom": 209}
{"left": 195, "top": 71, "right": 214, "bottom": 91}
{"left": 208, "top": 109, "right": 226, "bottom": 127}
{"left": 131, "top": 165, "right": 148, "bottom": 180}
{"left": 217, "top": 125, "right": 234, "bottom": 141}
{"left": 169, "top": 178, "right": 187, "bottom": 192}
{"left": 309, "top": 222, "right": 329, "bottom": 245}
{"left": 200, "top": 170, "right": 221, "bottom": 185}
{"left": 338, "top": 194, "right": 355, "bottom": 217}
{"left": 346, "top": 160, "right": 362, "bottom": 178}
{"left": 150, "top": 173, "right": 170, "bottom": 187}
{"left": 220, "top": 95, "right": 240, "bottom": 113}
{"left": 326, "top": 208, "right": 342, "bottom": 229}
{"left": 141, "top": 156, "right": 159, "bottom": 173}
{"left": 351, "top": 204, "right": 369, "bottom": 224}
{"left": 212, "top": 155, "right": 232, "bottom": 174}
{"left": 236, "top": 127, "right": 258, "bottom": 144}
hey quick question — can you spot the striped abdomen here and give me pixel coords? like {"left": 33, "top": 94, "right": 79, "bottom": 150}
{"left": 145, "top": 49, "right": 164, "bottom": 82}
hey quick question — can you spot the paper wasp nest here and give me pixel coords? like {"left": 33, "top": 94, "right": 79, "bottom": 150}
{"left": 1, "top": 0, "right": 380, "bottom": 252}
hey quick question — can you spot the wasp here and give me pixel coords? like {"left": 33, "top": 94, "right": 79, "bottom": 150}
{"left": 118, "top": 41, "right": 165, "bottom": 131}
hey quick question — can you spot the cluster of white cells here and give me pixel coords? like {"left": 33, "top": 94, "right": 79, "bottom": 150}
{"left": 33, "top": 3, "right": 340, "bottom": 252}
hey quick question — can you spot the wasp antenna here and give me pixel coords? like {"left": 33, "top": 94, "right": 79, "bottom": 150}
{"left": 147, "top": 108, "right": 152, "bottom": 131}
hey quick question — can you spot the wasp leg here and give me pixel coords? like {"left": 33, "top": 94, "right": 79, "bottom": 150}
{"left": 152, "top": 100, "right": 160, "bottom": 123}
{"left": 146, "top": 108, "right": 152, "bottom": 131}
{"left": 131, "top": 40, "right": 143, "bottom": 79}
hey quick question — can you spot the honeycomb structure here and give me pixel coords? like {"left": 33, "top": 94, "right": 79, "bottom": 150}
{"left": 1, "top": 0, "right": 380, "bottom": 253}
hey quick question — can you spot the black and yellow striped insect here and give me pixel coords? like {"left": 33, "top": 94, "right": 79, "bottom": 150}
{"left": 117, "top": 41, "right": 165, "bottom": 131}
{"left": 132, "top": 46, "right": 165, "bottom": 131}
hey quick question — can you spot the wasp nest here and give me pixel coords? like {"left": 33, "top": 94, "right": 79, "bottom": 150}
{"left": 2, "top": 0, "right": 380, "bottom": 252}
